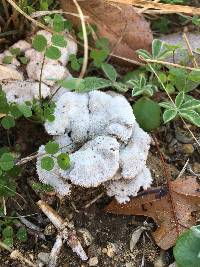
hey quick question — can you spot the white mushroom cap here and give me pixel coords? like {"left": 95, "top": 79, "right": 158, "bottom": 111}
{"left": 106, "top": 167, "right": 152, "bottom": 203}
{"left": 45, "top": 91, "right": 90, "bottom": 143}
{"left": 119, "top": 122, "right": 151, "bottom": 179}
{"left": 2, "top": 81, "right": 51, "bottom": 103}
{"left": 88, "top": 91, "right": 135, "bottom": 143}
{"left": 60, "top": 135, "right": 120, "bottom": 187}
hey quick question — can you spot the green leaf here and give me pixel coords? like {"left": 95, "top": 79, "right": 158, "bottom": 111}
{"left": 32, "top": 182, "right": 54, "bottom": 192}
{"left": 1, "top": 115, "right": 15, "bottom": 129}
{"left": 57, "top": 153, "right": 70, "bottom": 170}
{"left": 101, "top": 63, "right": 117, "bottom": 82}
{"left": 45, "top": 46, "right": 61, "bottom": 60}
{"left": 152, "top": 39, "right": 163, "bottom": 58}
{"left": 32, "top": 34, "right": 47, "bottom": 52}
{"left": 137, "top": 49, "right": 152, "bottom": 60}
{"left": 51, "top": 34, "right": 67, "bottom": 47}
{"left": 53, "top": 14, "right": 64, "bottom": 32}
{"left": 41, "top": 156, "right": 54, "bottom": 171}
{"left": 0, "top": 175, "right": 16, "bottom": 197}
{"left": 0, "top": 153, "right": 14, "bottom": 171}
{"left": 163, "top": 109, "right": 177, "bottom": 123}
{"left": 18, "top": 104, "right": 32, "bottom": 118}
{"left": 179, "top": 110, "right": 200, "bottom": 127}
{"left": 174, "top": 225, "right": 200, "bottom": 267}
{"left": 3, "top": 237, "right": 13, "bottom": 247}
{"left": 58, "top": 78, "right": 84, "bottom": 90}
{"left": 2, "top": 56, "right": 13, "bottom": 64}
{"left": 9, "top": 47, "right": 21, "bottom": 56}
{"left": 17, "top": 227, "right": 28, "bottom": 242}
{"left": 19, "top": 56, "right": 29, "bottom": 64}
{"left": 181, "top": 98, "right": 200, "bottom": 110}
{"left": 96, "top": 38, "right": 109, "bottom": 50}
{"left": 79, "top": 77, "right": 112, "bottom": 92}
{"left": 175, "top": 92, "right": 185, "bottom": 108}
{"left": 188, "top": 70, "right": 200, "bottom": 82}
{"left": 159, "top": 101, "right": 174, "bottom": 109}
{"left": 3, "top": 226, "right": 13, "bottom": 238}
{"left": 113, "top": 82, "right": 129, "bottom": 93}
{"left": 133, "top": 97, "right": 161, "bottom": 132}
{"left": 90, "top": 49, "right": 109, "bottom": 67}
{"left": 45, "top": 141, "right": 59, "bottom": 154}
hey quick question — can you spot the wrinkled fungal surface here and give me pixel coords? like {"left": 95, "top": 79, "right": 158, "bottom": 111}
{"left": 38, "top": 90, "right": 152, "bottom": 203}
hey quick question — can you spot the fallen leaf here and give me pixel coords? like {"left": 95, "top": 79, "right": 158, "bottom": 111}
{"left": 105, "top": 176, "right": 200, "bottom": 250}
{"left": 0, "top": 113, "right": 6, "bottom": 118}
{"left": 60, "top": 0, "right": 152, "bottom": 64}
{"left": 0, "top": 65, "right": 23, "bottom": 81}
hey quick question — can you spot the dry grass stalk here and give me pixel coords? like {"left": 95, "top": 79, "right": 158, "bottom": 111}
{"left": 106, "top": 0, "right": 200, "bottom": 15}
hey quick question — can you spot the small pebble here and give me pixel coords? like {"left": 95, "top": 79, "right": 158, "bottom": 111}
{"left": 182, "top": 144, "right": 194, "bottom": 154}
{"left": 106, "top": 242, "right": 117, "bottom": 258}
{"left": 88, "top": 257, "right": 98, "bottom": 266}
{"left": 37, "top": 252, "right": 50, "bottom": 264}
{"left": 193, "top": 162, "right": 200, "bottom": 173}
{"left": 44, "top": 223, "right": 56, "bottom": 236}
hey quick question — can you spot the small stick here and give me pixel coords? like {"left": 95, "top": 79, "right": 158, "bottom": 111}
{"left": 37, "top": 200, "right": 88, "bottom": 267}
{"left": 183, "top": 32, "right": 198, "bottom": 68}
{"left": 49, "top": 235, "right": 63, "bottom": 267}
{"left": 72, "top": 0, "right": 88, "bottom": 79}
{"left": 84, "top": 192, "right": 104, "bottom": 209}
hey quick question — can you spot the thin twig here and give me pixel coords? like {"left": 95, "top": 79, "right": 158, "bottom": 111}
{"left": 142, "top": 58, "right": 200, "bottom": 71}
{"left": 39, "top": 55, "right": 46, "bottom": 101}
{"left": 182, "top": 32, "right": 198, "bottom": 68}
{"left": 106, "top": 0, "right": 200, "bottom": 16}
{"left": 37, "top": 200, "right": 88, "bottom": 267}
{"left": 72, "top": 0, "right": 88, "bottom": 78}
{"left": 31, "top": 10, "right": 89, "bottom": 19}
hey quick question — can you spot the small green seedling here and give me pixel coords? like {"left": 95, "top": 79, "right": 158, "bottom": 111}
{"left": 160, "top": 92, "right": 200, "bottom": 127}
{"left": 41, "top": 141, "right": 70, "bottom": 171}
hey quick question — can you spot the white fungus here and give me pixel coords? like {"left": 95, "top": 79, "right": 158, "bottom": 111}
{"left": 1, "top": 29, "right": 77, "bottom": 100}
{"left": 106, "top": 167, "right": 152, "bottom": 203}
{"left": 38, "top": 90, "right": 152, "bottom": 202}
{"left": 0, "top": 31, "right": 152, "bottom": 203}
{"left": 60, "top": 136, "right": 120, "bottom": 187}
{"left": 2, "top": 81, "right": 50, "bottom": 103}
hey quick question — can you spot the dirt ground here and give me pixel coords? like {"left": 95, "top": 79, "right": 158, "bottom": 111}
{"left": 1, "top": 118, "right": 198, "bottom": 267}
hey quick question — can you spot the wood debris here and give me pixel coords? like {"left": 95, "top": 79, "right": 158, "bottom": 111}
{"left": 37, "top": 200, "right": 88, "bottom": 267}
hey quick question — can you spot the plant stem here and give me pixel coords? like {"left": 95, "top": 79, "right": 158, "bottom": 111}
{"left": 39, "top": 55, "right": 45, "bottom": 101}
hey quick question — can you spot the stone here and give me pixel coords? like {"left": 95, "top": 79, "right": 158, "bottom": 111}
{"left": 88, "top": 257, "right": 98, "bottom": 266}
{"left": 182, "top": 144, "right": 194, "bottom": 154}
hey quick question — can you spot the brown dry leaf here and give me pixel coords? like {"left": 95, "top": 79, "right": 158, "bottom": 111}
{"left": 107, "top": 0, "right": 200, "bottom": 15}
{"left": 60, "top": 0, "right": 152, "bottom": 64}
{"left": 0, "top": 65, "right": 23, "bottom": 81}
{"left": 105, "top": 176, "right": 200, "bottom": 250}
